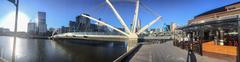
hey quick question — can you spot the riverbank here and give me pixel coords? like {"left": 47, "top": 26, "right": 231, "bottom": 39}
{"left": 0, "top": 35, "right": 49, "bottom": 39}
{"left": 0, "top": 32, "right": 50, "bottom": 39}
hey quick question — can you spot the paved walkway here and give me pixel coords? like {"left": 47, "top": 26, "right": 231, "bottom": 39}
{"left": 129, "top": 41, "right": 228, "bottom": 62}
{"left": 0, "top": 58, "right": 5, "bottom": 62}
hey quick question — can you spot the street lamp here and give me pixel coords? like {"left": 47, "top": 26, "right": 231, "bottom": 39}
{"left": 7, "top": 0, "right": 19, "bottom": 62}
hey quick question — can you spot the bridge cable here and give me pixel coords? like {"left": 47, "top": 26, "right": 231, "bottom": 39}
{"left": 76, "top": 2, "right": 106, "bottom": 33}
{"left": 86, "top": 2, "right": 106, "bottom": 15}
{"left": 140, "top": 2, "right": 160, "bottom": 17}
{"left": 140, "top": 2, "right": 165, "bottom": 33}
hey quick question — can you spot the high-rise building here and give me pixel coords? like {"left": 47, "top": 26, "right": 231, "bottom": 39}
{"left": 76, "top": 13, "right": 90, "bottom": 32}
{"left": 27, "top": 21, "right": 37, "bottom": 34}
{"left": 61, "top": 26, "right": 69, "bottom": 33}
{"left": 90, "top": 24, "right": 98, "bottom": 32}
{"left": 95, "top": 18, "right": 110, "bottom": 32}
{"left": 69, "top": 21, "right": 77, "bottom": 32}
{"left": 38, "top": 12, "right": 48, "bottom": 34}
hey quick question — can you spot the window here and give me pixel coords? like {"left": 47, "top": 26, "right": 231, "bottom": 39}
{"left": 228, "top": 7, "right": 236, "bottom": 10}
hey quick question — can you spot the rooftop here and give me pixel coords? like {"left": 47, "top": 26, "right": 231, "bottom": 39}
{"left": 195, "top": 2, "right": 240, "bottom": 18}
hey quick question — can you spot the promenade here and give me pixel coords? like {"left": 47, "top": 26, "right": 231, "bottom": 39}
{"left": 129, "top": 41, "right": 227, "bottom": 62}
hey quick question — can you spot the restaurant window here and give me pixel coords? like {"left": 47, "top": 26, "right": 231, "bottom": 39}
{"left": 228, "top": 7, "right": 236, "bottom": 10}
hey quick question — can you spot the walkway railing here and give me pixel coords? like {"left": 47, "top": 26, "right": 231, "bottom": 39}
{"left": 69, "top": 32, "right": 123, "bottom": 35}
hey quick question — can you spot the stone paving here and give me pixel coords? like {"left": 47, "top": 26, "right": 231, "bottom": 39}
{"left": 129, "top": 41, "right": 228, "bottom": 62}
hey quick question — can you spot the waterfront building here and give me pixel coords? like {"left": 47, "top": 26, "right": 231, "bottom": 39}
{"left": 37, "top": 12, "right": 48, "bottom": 34}
{"left": 48, "top": 28, "right": 55, "bottom": 32}
{"left": 98, "top": 26, "right": 109, "bottom": 32}
{"left": 90, "top": 24, "right": 98, "bottom": 32}
{"left": 188, "top": 2, "right": 240, "bottom": 25}
{"left": 69, "top": 21, "right": 77, "bottom": 32}
{"left": 0, "top": 28, "right": 10, "bottom": 33}
{"left": 56, "top": 28, "right": 62, "bottom": 34}
{"left": 61, "top": 26, "right": 69, "bottom": 33}
{"left": 76, "top": 13, "right": 90, "bottom": 32}
{"left": 183, "top": 2, "right": 240, "bottom": 44}
{"left": 111, "top": 28, "right": 125, "bottom": 35}
{"left": 179, "top": 2, "right": 240, "bottom": 61}
{"left": 61, "top": 14, "right": 112, "bottom": 33}
{"left": 95, "top": 18, "right": 110, "bottom": 32}
{"left": 27, "top": 21, "right": 37, "bottom": 34}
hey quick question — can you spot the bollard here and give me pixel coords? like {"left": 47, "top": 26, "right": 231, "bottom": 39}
{"left": 0, "top": 48, "right": 1, "bottom": 58}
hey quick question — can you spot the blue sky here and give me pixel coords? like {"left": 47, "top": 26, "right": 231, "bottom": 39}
{"left": 0, "top": 0, "right": 240, "bottom": 30}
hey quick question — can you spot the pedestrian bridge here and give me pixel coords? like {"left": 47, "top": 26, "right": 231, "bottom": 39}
{"left": 51, "top": 32, "right": 129, "bottom": 41}
{"left": 51, "top": 32, "right": 173, "bottom": 41}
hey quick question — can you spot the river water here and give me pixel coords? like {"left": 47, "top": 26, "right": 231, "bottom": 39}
{"left": 0, "top": 36, "right": 130, "bottom": 62}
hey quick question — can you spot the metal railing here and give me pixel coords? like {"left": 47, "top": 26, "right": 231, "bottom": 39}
{"left": 56, "top": 32, "right": 124, "bottom": 36}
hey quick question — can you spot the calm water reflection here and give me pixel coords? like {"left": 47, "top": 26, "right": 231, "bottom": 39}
{"left": 0, "top": 36, "right": 129, "bottom": 62}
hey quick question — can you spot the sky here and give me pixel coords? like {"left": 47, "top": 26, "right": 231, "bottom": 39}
{"left": 0, "top": 0, "right": 240, "bottom": 32}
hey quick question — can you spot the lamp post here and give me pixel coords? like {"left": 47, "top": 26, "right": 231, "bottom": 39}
{"left": 237, "top": 16, "right": 240, "bottom": 62}
{"left": 8, "top": 0, "right": 19, "bottom": 62}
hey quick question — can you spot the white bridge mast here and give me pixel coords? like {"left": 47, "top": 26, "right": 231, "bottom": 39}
{"left": 106, "top": 0, "right": 131, "bottom": 34}
{"left": 132, "top": 0, "right": 140, "bottom": 33}
{"left": 79, "top": 0, "right": 162, "bottom": 39}
{"left": 137, "top": 16, "right": 161, "bottom": 35}
{"left": 52, "top": 0, "right": 162, "bottom": 39}
{"left": 81, "top": 14, "right": 129, "bottom": 36}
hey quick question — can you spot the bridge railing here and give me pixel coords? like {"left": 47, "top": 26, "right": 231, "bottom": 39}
{"left": 56, "top": 32, "right": 124, "bottom": 36}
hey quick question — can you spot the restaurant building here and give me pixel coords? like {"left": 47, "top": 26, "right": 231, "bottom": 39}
{"left": 179, "top": 2, "right": 240, "bottom": 62}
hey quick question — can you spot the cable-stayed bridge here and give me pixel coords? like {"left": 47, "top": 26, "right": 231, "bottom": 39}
{"left": 51, "top": 0, "right": 163, "bottom": 41}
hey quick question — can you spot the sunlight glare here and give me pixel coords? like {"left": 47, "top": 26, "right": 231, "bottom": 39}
{"left": 0, "top": 11, "right": 30, "bottom": 32}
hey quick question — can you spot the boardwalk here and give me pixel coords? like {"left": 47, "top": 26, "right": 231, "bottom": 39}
{"left": 203, "top": 41, "right": 236, "bottom": 56}
{"left": 202, "top": 41, "right": 236, "bottom": 62}
{"left": 129, "top": 41, "right": 227, "bottom": 62}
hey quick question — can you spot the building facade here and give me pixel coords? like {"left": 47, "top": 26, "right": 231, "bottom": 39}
{"left": 184, "top": 2, "right": 240, "bottom": 45}
{"left": 0, "top": 28, "right": 10, "bottom": 33}
{"left": 27, "top": 22, "right": 37, "bottom": 34}
{"left": 60, "top": 13, "right": 113, "bottom": 33}
{"left": 95, "top": 19, "right": 110, "bottom": 32}
{"left": 188, "top": 2, "right": 240, "bottom": 25}
{"left": 61, "top": 26, "right": 69, "bottom": 33}
{"left": 69, "top": 21, "right": 77, "bottom": 32}
{"left": 38, "top": 12, "right": 48, "bottom": 34}
{"left": 76, "top": 13, "right": 90, "bottom": 32}
{"left": 178, "top": 2, "right": 240, "bottom": 61}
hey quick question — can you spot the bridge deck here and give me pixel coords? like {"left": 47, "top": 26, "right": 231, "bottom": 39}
{"left": 52, "top": 35, "right": 128, "bottom": 41}
{"left": 52, "top": 34, "right": 172, "bottom": 41}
